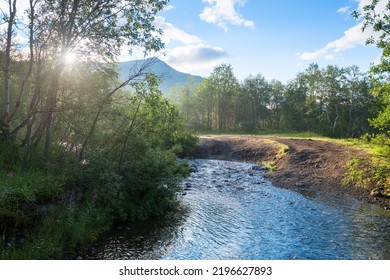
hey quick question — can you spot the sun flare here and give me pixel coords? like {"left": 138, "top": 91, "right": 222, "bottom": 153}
{"left": 64, "top": 52, "right": 77, "bottom": 64}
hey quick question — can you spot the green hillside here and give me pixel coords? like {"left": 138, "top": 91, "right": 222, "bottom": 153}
{"left": 117, "top": 57, "right": 203, "bottom": 95}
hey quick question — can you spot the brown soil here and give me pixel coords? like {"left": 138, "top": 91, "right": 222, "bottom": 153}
{"left": 192, "top": 134, "right": 390, "bottom": 210}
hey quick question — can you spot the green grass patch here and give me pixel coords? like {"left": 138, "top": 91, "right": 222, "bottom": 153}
{"left": 342, "top": 134, "right": 390, "bottom": 197}
{"left": 262, "top": 161, "right": 277, "bottom": 172}
{"left": 278, "top": 145, "right": 289, "bottom": 155}
{"left": 198, "top": 129, "right": 327, "bottom": 140}
{"left": 2, "top": 203, "right": 113, "bottom": 259}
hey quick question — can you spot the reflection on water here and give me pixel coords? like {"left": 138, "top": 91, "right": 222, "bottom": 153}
{"left": 87, "top": 160, "right": 390, "bottom": 260}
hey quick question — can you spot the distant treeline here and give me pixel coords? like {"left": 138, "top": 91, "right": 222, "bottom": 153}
{"left": 169, "top": 63, "right": 380, "bottom": 138}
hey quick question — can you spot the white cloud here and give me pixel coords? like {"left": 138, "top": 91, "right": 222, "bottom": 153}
{"left": 166, "top": 44, "right": 228, "bottom": 72}
{"left": 325, "top": 23, "right": 369, "bottom": 51}
{"left": 120, "top": 16, "right": 229, "bottom": 75}
{"left": 298, "top": 0, "right": 388, "bottom": 62}
{"left": 163, "top": 5, "right": 175, "bottom": 11}
{"left": 356, "top": 0, "right": 387, "bottom": 14}
{"left": 154, "top": 16, "right": 229, "bottom": 74}
{"left": 154, "top": 16, "right": 201, "bottom": 45}
{"left": 298, "top": 22, "right": 372, "bottom": 61}
{"left": 337, "top": 6, "right": 351, "bottom": 14}
{"left": 200, "top": 0, "right": 254, "bottom": 32}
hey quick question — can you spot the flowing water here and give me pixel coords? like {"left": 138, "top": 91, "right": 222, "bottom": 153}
{"left": 86, "top": 159, "right": 390, "bottom": 260}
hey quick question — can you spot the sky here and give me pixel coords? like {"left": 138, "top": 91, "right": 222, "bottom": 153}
{"left": 131, "top": 0, "right": 385, "bottom": 83}
{"left": 0, "top": 0, "right": 385, "bottom": 83}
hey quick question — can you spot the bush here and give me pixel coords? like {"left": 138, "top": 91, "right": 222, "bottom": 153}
{"left": 239, "top": 121, "right": 257, "bottom": 133}
{"left": 2, "top": 203, "right": 112, "bottom": 259}
{"left": 0, "top": 168, "right": 64, "bottom": 242}
{"left": 0, "top": 75, "right": 196, "bottom": 259}
{"left": 72, "top": 137, "right": 189, "bottom": 223}
{"left": 343, "top": 155, "right": 390, "bottom": 197}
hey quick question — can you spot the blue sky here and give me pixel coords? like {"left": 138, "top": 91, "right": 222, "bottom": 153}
{"left": 1, "top": 0, "right": 383, "bottom": 83}
{"left": 138, "top": 0, "right": 383, "bottom": 83}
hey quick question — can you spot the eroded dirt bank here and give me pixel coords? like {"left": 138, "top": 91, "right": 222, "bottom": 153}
{"left": 192, "top": 135, "right": 390, "bottom": 210}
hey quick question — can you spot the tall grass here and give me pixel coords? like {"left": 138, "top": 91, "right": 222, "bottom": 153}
{"left": 197, "top": 129, "right": 325, "bottom": 139}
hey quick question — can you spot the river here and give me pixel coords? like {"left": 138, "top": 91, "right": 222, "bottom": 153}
{"left": 85, "top": 159, "right": 390, "bottom": 260}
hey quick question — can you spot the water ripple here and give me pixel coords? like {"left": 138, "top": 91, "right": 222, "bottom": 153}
{"left": 88, "top": 159, "right": 390, "bottom": 260}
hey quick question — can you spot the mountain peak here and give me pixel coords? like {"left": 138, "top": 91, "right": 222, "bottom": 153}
{"left": 117, "top": 58, "right": 203, "bottom": 95}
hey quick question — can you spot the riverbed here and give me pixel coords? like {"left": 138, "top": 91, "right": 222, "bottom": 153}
{"left": 85, "top": 159, "right": 390, "bottom": 260}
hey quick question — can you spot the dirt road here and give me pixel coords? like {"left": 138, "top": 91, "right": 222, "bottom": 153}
{"left": 193, "top": 135, "right": 390, "bottom": 209}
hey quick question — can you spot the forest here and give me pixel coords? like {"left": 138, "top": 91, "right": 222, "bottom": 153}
{"left": 169, "top": 63, "right": 378, "bottom": 138}
{"left": 0, "top": 0, "right": 196, "bottom": 258}
{"left": 0, "top": 0, "right": 389, "bottom": 259}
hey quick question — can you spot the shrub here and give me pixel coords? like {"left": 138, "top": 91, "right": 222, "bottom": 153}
{"left": 0, "top": 168, "right": 64, "bottom": 242}
{"left": 239, "top": 121, "right": 257, "bottom": 133}
{"left": 343, "top": 155, "right": 390, "bottom": 197}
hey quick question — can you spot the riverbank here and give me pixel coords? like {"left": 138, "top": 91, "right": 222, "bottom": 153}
{"left": 193, "top": 135, "right": 390, "bottom": 210}
{"left": 84, "top": 159, "right": 390, "bottom": 259}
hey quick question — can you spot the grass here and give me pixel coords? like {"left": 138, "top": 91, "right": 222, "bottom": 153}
{"left": 259, "top": 139, "right": 289, "bottom": 172}
{"left": 340, "top": 134, "right": 390, "bottom": 197}
{"left": 262, "top": 161, "right": 277, "bottom": 172}
{"left": 278, "top": 145, "right": 290, "bottom": 155}
{"left": 197, "top": 129, "right": 324, "bottom": 138}
{"left": 199, "top": 129, "right": 376, "bottom": 152}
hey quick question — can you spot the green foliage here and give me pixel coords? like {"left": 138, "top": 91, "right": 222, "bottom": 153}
{"left": 367, "top": 84, "right": 390, "bottom": 135}
{"left": 0, "top": 140, "right": 21, "bottom": 167}
{"left": 258, "top": 130, "right": 324, "bottom": 138}
{"left": 0, "top": 70, "right": 196, "bottom": 259}
{"left": 0, "top": 170, "right": 63, "bottom": 207}
{"left": 0, "top": 0, "right": 197, "bottom": 260}
{"left": 283, "top": 64, "right": 375, "bottom": 137}
{"left": 2, "top": 203, "right": 112, "bottom": 259}
{"left": 239, "top": 121, "right": 257, "bottom": 133}
{"left": 343, "top": 135, "right": 390, "bottom": 198}
{"left": 342, "top": 0, "right": 390, "bottom": 197}
{"left": 262, "top": 161, "right": 277, "bottom": 172}
{"left": 74, "top": 140, "right": 189, "bottom": 222}
{"left": 278, "top": 145, "right": 290, "bottom": 155}
{"left": 0, "top": 165, "right": 64, "bottom": 242}
{"left": 171, "top": 62, "right": 376, "bottom": 138}
{"left": 343, "top": 155, "right": 390, "bottom": 197}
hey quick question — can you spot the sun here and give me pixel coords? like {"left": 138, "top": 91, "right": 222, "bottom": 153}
{"left": 64, "top": 52, "right": 77, "bottom": 64}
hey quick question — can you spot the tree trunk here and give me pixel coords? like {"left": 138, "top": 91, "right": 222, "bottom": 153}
{"left": 119, "top": 99, "right": 142, "bottom": 166}
{"left": 78, "top": 60, "right": 154, "bottom": 160}
{"left": 218, "top": 92, "right": 223, "bottom": 130}
{"left": 1, "top": 0, "right": 17, "bottom": 139}
{"left": 9, "top": 0, "right": 36, "bottom": 129}
{"left": 43, "top": 64, "right": 63, "bottom": 160}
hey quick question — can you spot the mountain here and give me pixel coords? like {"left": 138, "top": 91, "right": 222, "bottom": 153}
{"left": 117, "top": 58, "right": 203, "bottom": 95}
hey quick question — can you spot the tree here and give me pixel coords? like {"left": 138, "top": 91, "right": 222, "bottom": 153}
{"left": 39, "top": 0, "right": 168, "bottom": 159}
{"left": 282, "top": 64, "right": 373, "bottom": 137}
{"left": 239, "top": 74, "right": 270, "bottom": 128}
{"left": 0, "top": 0, "right": 169, "bottom": 160}
{"left": 193, "top": 78, "right": 215, "bottom": 130}
{"left": 168, "top": 77, "right": 198, "bottom": 129}
{"left": 321, "top": 65, "right": 346, "bottom": 136}
{"left": 358, "top": 0, "right": 390, "bottom": 136}
{"left": 343, "top": 66, "right": 374, "bottom": 137}
{"left": 0, "top": 0, "right": 17, "bottom": 139}
{"left": 209, "top": 64, "right": 238, "bottom": 130}
{"left": 283, "top": 75, "right": 308, "bottom": 131}
{"left": 269, "top": 80, "right": 284, "bottom": 129}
